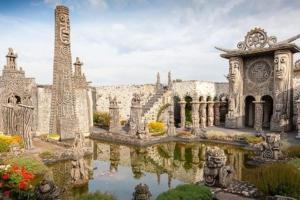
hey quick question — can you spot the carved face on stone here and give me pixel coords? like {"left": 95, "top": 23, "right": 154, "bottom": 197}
{"left": 274, "top": 54, "right": 287, "bottom": 80}
{"left": 229, "top": 58, "right": 241, "bottom": 82}
{"left": 59, "top": 14, "right": 70, "bottom": 45}
{"left": 205, "top": 147, "right": 227, "bottom": 168}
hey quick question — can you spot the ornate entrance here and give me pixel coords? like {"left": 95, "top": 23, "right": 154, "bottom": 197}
{"left": 245, "top": 96, "right": 255, "bottom": 127}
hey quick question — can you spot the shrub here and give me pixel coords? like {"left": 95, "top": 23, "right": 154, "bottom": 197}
{"left": 0, "top": 134, "right": 23, "bottom": 153}
{"left": 288, "top": 158, "right": 300, "bottom": 170}
{"left": 243, "top": 163, "right": 300, "bottom": 199}
{"left": 75, "top": 191, "right": 116, "bottom": 200}
{"left": 156, "top": 184, "right": 212, "bottom": 200}
{"left": 245, "top": 135, "right": 263, "bottom": 144}
{"left": 5, "top": 156, "right": 48, "bottom": 175}
{"left": 285, "top": 146, "right": 300, "bottom": 158}
{"left": 94, "top": 112, "right": 110, "bottom": 127}
{"left": 148, "top": 121, "right": 165, "bottom": 135}
{"left": 0, "top": 140, "right": 10, "bottom": 153}
{"left": 47, "top": 133, "right": 60, "bottom": 140}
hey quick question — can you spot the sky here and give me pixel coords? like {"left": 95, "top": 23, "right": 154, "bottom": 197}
{"left": 0, "top": 0, "right": 300, "bottom": 85}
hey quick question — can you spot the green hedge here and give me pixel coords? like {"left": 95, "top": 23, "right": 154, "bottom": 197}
{"left": 243, "top": 163, "right": 300, "bottom": 199}
{"left": 156, "top": 184, "right": 212, "bottom": 200}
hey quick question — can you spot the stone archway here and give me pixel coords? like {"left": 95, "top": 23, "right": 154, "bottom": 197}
{"left": 245, "top": 96, "right": 255, "bottom": 127}
{"left": 261, "top": 95, "right": 273, "bottom": 129}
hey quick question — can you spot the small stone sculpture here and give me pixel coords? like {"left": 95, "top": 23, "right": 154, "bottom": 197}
{"left": 132, "top": 183, "right": 152, "bottom": 200}
{"left": 260, "top": 133, "right": 282, "bottom": 160}
{"left": 203, "top": 146, "right": 234, "bottom": 188}
{"left": 34, "top": 178, "right": 61, "bottom": 200}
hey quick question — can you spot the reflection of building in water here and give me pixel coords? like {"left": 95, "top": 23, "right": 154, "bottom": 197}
{"left": 93, "top": 141, "right": 247, "bottom": 186}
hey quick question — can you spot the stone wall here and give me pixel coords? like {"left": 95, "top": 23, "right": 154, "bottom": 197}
{"left": 36, "top": 85, "right": 52, "bottom": 136}
{"left": 75, "top": 88, "right": 92, "bottom": 136}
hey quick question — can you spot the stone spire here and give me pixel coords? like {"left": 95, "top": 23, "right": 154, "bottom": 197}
{"left": 156, "top": 72, "right": 161, "bottom": 90}
{"left": 168, "top": 71, "right": 172, "bottom": 88}
{"left": 5, "top": 48, "right": 17, "bottom": 70}
{"left": 49, "top": 5, "right": 78, "bottom": 139}
{"left": 74, "top": 57, "right": 83, "bottom": 77}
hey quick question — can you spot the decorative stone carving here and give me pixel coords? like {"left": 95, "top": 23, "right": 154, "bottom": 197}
{"left": 109, "top": 96, "right": 121, "bottom": 133}
{"left": 214, "top": 101, "right": 220, "bottom": 126}
{"left": 203, "top": 146, "right": 234, "bottom": 188}
{"left": 34, "top": 179, "right": 61, "bottom": 200}
{"left": 132, "top": 183, "right": 152, "bottom": 200}
{"left": 191, "top": 99, "right": 201, "bottom": 135}
{"left": 179, "top": 100, "right": 186, "bottom": 129}
{"left": 200, "top": 101, "right": 207, "bottom": 129}
{"left": 72, "top": 57, "right": 87, "bottom": 89}
{"left": 237, "top": 27, "right": 277, "bottom": 50}
{"left": 225, "top": 57, "right": 243, "bottom": 128}
{"left": 207, "top": 101, "right": 214, "bottom": 127}
{"left": 129, "top": 93, "right": 143, "bottom": 136}
{"left": 271, "top": 50, "right": 292, "bottom": 131}
{"left": 296, "top": 100, "right": 300, "bottom": 139}
{"left": 254, "top": 101, "right": 264, "bottom": 133}
{"left": 49, "top": 5, "right": 78, "bottom": 140}
{"left": 70, "top": 133, "right": 90, "bottom": 186}
{"left": 259, "top": 133, "right": 282, "bottom": 160}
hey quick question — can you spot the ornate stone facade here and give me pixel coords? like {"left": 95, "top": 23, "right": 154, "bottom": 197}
{"left": 259, "top": 133, "right": 282, "bottom": 160}
{"left": 217, "top": 27, "right": 300, "bottom": 132}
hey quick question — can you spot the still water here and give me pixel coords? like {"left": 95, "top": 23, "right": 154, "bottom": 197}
{"left": 48, "top": 140, "right": 249, "bottom": 200}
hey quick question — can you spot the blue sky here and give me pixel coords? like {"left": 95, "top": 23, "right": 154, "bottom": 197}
{"left": 0, "top": 0, "right": 300, "bottom": 85}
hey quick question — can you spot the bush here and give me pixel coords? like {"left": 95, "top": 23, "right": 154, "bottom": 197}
{"left": 156, "top": 184, "right": 212, "bottom": 200}
{"left": 245, "top": 135, "right": 263, "bottom": 144}
{"left": 0, "top": 140, "right": 10, "bottom": 153}
{"left": 0, "top": 134, "right": 23, "bottom": 153}
{"left": 243, "top": 163, "right": 300, "bottom": 199}
{"left": 285, "top": 146, "right": 300, "bottom": 158}
{"left": 94, "top": 112, "right": 110, "bottom": 127}
{"left": 75, "top": 191, "right": 116, "bottom": 200}
{"left": 148, "top": 121, "right": 165, "bottom": 135}
{"left": 288, "top": 158, "right": 300, "bottom": 170}
{"left": 5, "top": 156, "right": 48, "bottom": 175}
{"left": 47, "top": 133, "right": 60, "bottom": 140}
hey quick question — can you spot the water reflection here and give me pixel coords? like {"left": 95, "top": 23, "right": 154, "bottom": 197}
{"left": 49, "top": 141, "right": 247, "bottom": 200}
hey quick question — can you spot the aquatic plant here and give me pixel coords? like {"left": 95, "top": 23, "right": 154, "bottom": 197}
{"left": 243, "top": 163, "right": 300, "bottom": 199}
{"left": 156, "top": 184, "right": 212, "bottom": 200}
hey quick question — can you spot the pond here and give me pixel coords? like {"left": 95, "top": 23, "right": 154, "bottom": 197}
{"left": 48, "top": 140, "right": 252, "bottom": 200}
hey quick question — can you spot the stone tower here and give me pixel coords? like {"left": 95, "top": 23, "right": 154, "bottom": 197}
{"left": 49, "top": 5, "right": 78, "bottom": 139}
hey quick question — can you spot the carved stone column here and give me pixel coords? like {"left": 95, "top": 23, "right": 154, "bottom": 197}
{"left": 214, "top": 101, "right": 221, "bottom": 126}
{"left": 129, "top": 94, "right": 143, "bottom": 135}
{"left": 200, "top": 101, "right": 207, "bottom": 129}
{"left": 254, "top": 101, "right": 264, "bottom": 133}
{"left": 207, "top": 101, "right": 214, "bottom": 127}
{"left": 179, "top": 100, "right": 186, "bottom": 129}
{"left": 296, "top": 100, "right": 300, "bottom": 139}
{"left": 191, "top": 100, "right": 201, "bottom": 135}
{"left": 109, "top": 96, "right": 121, "bottom": 133}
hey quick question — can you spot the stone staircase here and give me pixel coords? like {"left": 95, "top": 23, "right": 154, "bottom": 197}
{"left": 142, "top": 87, "right": 170, "bottom": 121}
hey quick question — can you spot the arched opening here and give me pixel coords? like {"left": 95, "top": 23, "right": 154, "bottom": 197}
{"left": 173, "top": 96, "right": 181, "bottom": 127}
{"left": 261, "top": 95, "right": 273, "bottom": 129}
{"left": 245, "top": 96, "right": 255, "bottom": 127}
{"left": 199, "top": 96, "right": 204, "bottom": 102}
{"left": 7, "top": 95, "right": 21, "bottom": 104}
{"left": 184, "top": 96, "right": 192, "bottom": 127}
{"left": 219, "top": 96, "right": 228, "bottom": 124}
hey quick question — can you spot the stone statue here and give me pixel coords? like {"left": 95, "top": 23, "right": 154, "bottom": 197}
{"left": 226, "top": 57, "right": 243, "bottom": 128}
{"left": 109, "top": 96, "right": 121, "bottom": 133}
{"left": 70, "top": 133, "right": 90, "bottom": 186}
{"left": 203, "top": 146, "right": 234, "bottom": 188}
{"left": 259, "top": 133, "right": 282, "bottom": 160}
{"left": 132, "top": 183, "right": 152, "bottom": 200}
{"left": 129, "top": 93, "right": 143, "bottom": 136}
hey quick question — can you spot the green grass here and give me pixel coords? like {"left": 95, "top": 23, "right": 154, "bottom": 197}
{"left": 243, "top": 163, "right": 300, "bottom": 199}
{"left": 75, "top": 192, "right": 116, "bottom": 200}
{"left": 288, "top": 158, "right": 300, "bottom": 170}
{"left": 39, "top": 151, "right": 55, "bottom": 159}
{"left": 0, "top": 139, "right": 10, "bottom": 152}
{"left": 156, "top": 184, "right": 212, "bottom": 200}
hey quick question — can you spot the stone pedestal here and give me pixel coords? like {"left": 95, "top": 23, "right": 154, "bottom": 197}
{"left": 207, "top": 101, "right": 214, "bottom": 127}
{"left": 296, "top": 100, "right": 300, "bottom": 139}
{"left": 191, "top": 100, "right": 201, "bottom": 135}
{"left": 200, "top": 101, "right": 207, "bottom": 129}
{"left": 214, "top": 101, "right": 221, "bottom": 126}
{"left": 179, "top": 100, "right": 186, "bottom": 129}
{"left": 254, "top": 101, "right": 264, "bottom": 133}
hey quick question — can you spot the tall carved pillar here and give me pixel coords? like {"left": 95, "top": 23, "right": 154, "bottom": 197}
{"left": 296, "top": 100, "right": 300, "bottom": 139}
{"left": 129, "top": 94, "right": 143, "bottom": 135}
{"left": 225, "top": 57, "right": 243, "bottom": 129}
{"left": 214, "top": 101, "right": 221, "bottom": 126}
{"left": 200, "top": 101, "right": 207, "bottom": 129}
{"left": 207, "top": 101, "right": 214, "bottom": 127}
{"left": 109, "top": 96, "right": 121, "bottom": 133}
{"left": 271, "top": 50, "right": 293, "bottom": 132}
{"left": 179, "top": 100, "right": 186, "bottom": 129}
{"left": 254, "top": 101, "right": 264, "bottom": 133}
{"left": 191, "top": 99, "right": 201, "bottom": 135}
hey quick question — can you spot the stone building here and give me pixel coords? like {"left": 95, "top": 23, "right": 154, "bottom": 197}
{"left": 217, "top": 27, "right": 300, "bottom": 132}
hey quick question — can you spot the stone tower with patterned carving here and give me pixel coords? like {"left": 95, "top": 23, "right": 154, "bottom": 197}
{"left": 49, "top": 5, "right": 78, "bottom": 139}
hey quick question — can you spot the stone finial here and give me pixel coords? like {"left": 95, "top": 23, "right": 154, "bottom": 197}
{"left": 132, "top": 183, "right": 152, "bottom": 200}
{"left": 5, "top": 48, "right": 18, "bottom": 70}
{"left": 74, "top": 57, "right": 83, "bottom": 76}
